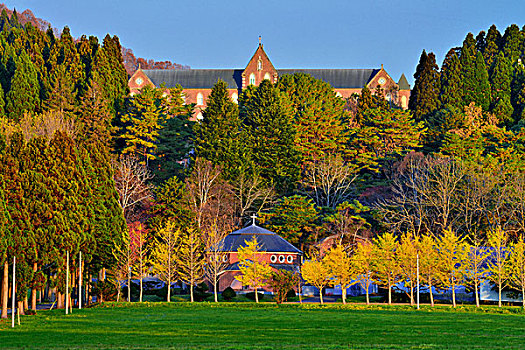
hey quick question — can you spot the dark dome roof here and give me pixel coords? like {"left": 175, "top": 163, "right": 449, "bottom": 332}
{"left": 219, "top": 224, "right": 302, "bottom": 254}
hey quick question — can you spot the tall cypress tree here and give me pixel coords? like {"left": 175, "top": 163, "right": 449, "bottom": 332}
{"left": 476, "top": 30, "right": 486, "bottom": 53}
{"left": 5, "top": 51, "right": 40, "bottom": 121}
{"left": 440, "top": 48, "right": 463, "bottom": 108}
{"left": 511, "top": 63, "right": 525, "bottom": 122}
{"left": 409, "top": 50, "right": 441, "bottom": 121}
{"left": 502, "top": 24, "right": 522, "bottom": 66}
{"left": 462, "top": 34, "right": 491, "bottom": 110}
{"left": 484, "top": 25, "right": 502, "bottom": 70}
{"left": 489, "top": 52, "right": 514, "bottom": 125}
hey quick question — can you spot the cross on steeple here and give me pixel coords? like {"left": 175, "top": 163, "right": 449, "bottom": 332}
{"left": 251, "top": 214, "right": 258, "bottom": 226}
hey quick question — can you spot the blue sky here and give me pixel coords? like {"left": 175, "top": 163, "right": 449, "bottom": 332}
{"left": 4, "top": 0, "right": 525, "bottom": 85}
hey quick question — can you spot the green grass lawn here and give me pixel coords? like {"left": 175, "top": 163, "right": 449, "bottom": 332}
{"left": 1, "top": 302, "right": 525, "bottom": 349}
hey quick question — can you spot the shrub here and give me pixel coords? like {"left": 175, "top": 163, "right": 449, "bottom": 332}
{"left": 91, "top": 280, "right": 119, "bottom": 302}
{"left": 222, "top": 287, "right": 236, "bottom": 301}
{"left": 245, "top": 291, "right": 265, "bottom": 301}
{"left": 194, "top": 282, "right": 212, "bottom": 302}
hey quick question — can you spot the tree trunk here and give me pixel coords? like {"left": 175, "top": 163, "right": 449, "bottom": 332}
{"left": 428, "top": 276, "right": 434, "bottom": 307}
{"left": 139, "top": 274, "right": 143, "bottom": 303}
{"left": 388, "top": 276, "right": 392, "bottom": 305}
{"left": 319, "top": 287, "right": 323, "bottom": 304}
{"left": 24, "top": 297, "right": 28, "bottom": 311}
{"left": 498, "top": 278, "right": 502, "bottom": 308}
{"left": 475, "top": 281, "right": 480, "bottom": 308}
{"left": 57, "top": 292, "right": 64, "bottom": 309}
{"left": 366, "top": 280, "right": 370, "bottom": 305}
{"left": 127, "top": 271, "right": 131, "bottom": 303}
{"left": 1, "top": 260, "right": 8, "bottom": 318}
{"left": 522, "top": 286, "right": 524, "bottom": 308}
{"left": 18, "top": 300, "right": 25, "bottom": 315}
{"left": 254, "top": 286, "right": 259, "bottom": 303}
{"left": 342, "top": 287, "right": 346, "bottom": 305}
{"left": 99, "top": 268, "right": 105, "bottom": 303}
{"left": 31, "top": 262, "right": 38, "bottom": 311}
{"left": 213, "top": 276, "right": 218, "bottom": 303}
{"left": 167, "top": 277, "right": 171, "bottom": 303}
{"left": 190, "top": 283, "right": 194, "bottom": 303}
{"left": 452, "top": 279, "right": 456, "bottom": 308}
{"left": 410, "top": 280, "right": 414, "bottom": 306}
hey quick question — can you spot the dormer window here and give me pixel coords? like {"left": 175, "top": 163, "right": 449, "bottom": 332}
{"left": 257, "top": 59, "right": 262, "bottom": 71}
{"left": 197, "top": 92, "right": 204, "bottom": 105}
{"left": 249, "top": 73, "right": 256, "bottom": 85}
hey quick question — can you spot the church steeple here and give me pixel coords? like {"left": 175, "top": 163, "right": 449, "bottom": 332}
{"left": 241, "top": 38, "right": 278, "bottom": 88}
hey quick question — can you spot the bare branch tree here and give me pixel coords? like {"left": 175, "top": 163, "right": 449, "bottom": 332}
{"left": 113, "top": 155, "right": 154, "bottom": 221}
{"left": 302, "top": 154, "right": 358, "bottom": 209}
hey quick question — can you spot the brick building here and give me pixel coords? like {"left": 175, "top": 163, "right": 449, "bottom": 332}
{"left": 128, "top": 41, "right": 411, "bottom": 119}
{"left": 214, "top": 221, "right": 302, "bottom": 293}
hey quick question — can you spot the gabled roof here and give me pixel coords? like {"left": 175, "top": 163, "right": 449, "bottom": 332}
{"left": 141, "top": 69, "right": 243, "bottom": 89}
{"left": 398, "top": 73, "right": 410, "bottom": 90}
{"left": 219, "top": 224, "right": 302, "bottom": 254}
{"left": 277, "top": 69, "right": 379, "bottom": 89}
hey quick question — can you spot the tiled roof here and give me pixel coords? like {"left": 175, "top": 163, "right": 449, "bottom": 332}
{"left": 142, "top": 69, "right": 243, "bottom": 89}
{"left": 141, "top": 68, "right": 380, "bottom": 90}
{"left": 219, "top": 224, "right": 302, "bottom": 254}
{"left": 278, "top": 69, "right": 379, "bottom": 88}
{"left": 398, "top": 73, "right": 410, "bottom": 90}
{"left": 226, "top": 262, "right": 300, "bottom": 272}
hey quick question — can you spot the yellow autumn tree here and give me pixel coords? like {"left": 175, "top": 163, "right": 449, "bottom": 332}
{"left": 487, "top": 226, "right": 510, "bottom": 307}
{"left": 323, "top": 245, "right": 354, "bottom": 304}
{"left": 508, "top": 236, "right": 525, "bottom": 308}
{"left": 301, "top": 258, "right": 330, "bottom": 304}
{"left": 351, "top": 241, "right": 375, "bottom": 305}
{"left": 151, "top": 221, "right": 180, "bottom": 302}
{"left": 419, "top": 234, "right": 439, "bottom": 307}
{"left": 235, "top": 236, "right": 272, "bottom": 303}
{"left": 464, "top": 237, "right": 490, "bottom": 308}
{"left": 177, "top": 227, "right": 205, "bottom": 303}
{"left": 397, "top": 232, "right": 419, "bottom": 305}
{"left": 372, "top": 232, "right": 400, "bottom": 305}
{"left": 436, "top": 228, "right": 468, "bottom": 308}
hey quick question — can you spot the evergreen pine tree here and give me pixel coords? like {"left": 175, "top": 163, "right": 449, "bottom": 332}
{"left": 484, "top": 25, "right": 502, "bottom": 70}
{"left": 440, "top": 48, "right": 463, "bottom": 108}
{"left": 476, "top": 30, "right": 486, "bottom": 52}
{"left": 409, "top": 50, "right": 441, "bottom": 121}
{"left": 5, "top": 51, "right": 40, "bottom": 121}
{"left": 194, "top": 80, "right": 241, "bottom": 179}
{"left": 240, "top": 79, "right": 300, "bottom": 195}
{"left": 489, "top": 52, "right": 514, "bottom": 125}
{"left": 462, "top": 33, "right": 491, "bottom": 111}
{"left": 277, "top": 73, "right": 348, "bottom": 162}
{"left": 502, "top": 24, "right": 522, "bottom": 66}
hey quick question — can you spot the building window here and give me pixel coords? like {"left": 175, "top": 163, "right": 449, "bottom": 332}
{"left": 196, "top": 112, "right": 203, "bottom": 120}
{"left": 401, "top": 95, "right": 407, "bottom": 108}
{"left": 249, "top": 73, "right": 256, "bottom": 85}
{"left": 264, "top": 73, "right": 271, "bottom": 81}
{"left": 197, "top": 92, "right": 204, "bottom": 105}
{"left": 257, "top": 59, "right": 262, "bottom": 71}
{"left": 231, "top": 92, "right": 238, "bottom": 104}
{"left": 278, "top": 255, "right": 285, "bottom": 263}
{"left": 286, "top": 255, "right": 293, "bottom": 264}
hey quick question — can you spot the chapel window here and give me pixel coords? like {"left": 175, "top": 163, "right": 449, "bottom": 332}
{"left": 264, "top": 73, "right": 271, "bottom": 81}
{"left": 197, "top": 92, "right": 204, "bottom": 105}
{"left": 257, "top": 59, "right": 262, "bottom": 71}
{"left": 249, "top": 73, "right": 256, "bottom": 85}
{"left": 231, "top": 92, "right": 238, "bottom": 104}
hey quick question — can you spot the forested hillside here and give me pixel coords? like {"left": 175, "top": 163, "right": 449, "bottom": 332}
{"left": 2, "top": 4, "right": 525, "bottom": 311}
